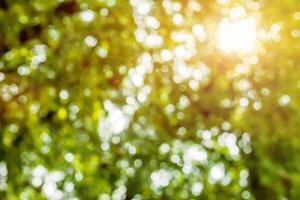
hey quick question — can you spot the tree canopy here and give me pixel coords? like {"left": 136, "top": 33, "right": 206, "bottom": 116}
{"left": 1, "top": 0, "right": 300, "bottom": 199}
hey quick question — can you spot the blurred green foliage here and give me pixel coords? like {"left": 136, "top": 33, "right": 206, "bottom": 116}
{"left": 1, "top": 0, "right": 300, "bottom": 199}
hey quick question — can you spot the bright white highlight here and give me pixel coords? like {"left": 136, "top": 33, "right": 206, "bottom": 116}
{"left": 79, "top": 9, "right": 95, "bottom": 23}
{"left": 151, "top": 169, "right": 173, "bottom": 189}
{"left": 191, "top": 182, "right": 204, "bottom": 196}
{"left": 98, "top": 101, "right": 129, "bottom": 141}
{"left": 209, "top": 163, "right": 225, "bottom": 182}
{"left": 218, "top": 17, "right": 256, "bottom": 53}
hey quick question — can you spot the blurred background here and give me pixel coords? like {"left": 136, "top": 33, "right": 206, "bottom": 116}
{"left": 1, "top": 0, "right": 300, "bottom": 199}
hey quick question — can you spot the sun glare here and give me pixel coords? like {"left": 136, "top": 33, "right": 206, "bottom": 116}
{"left": 217, "top": 9, "right": 257, "bottom": 54}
